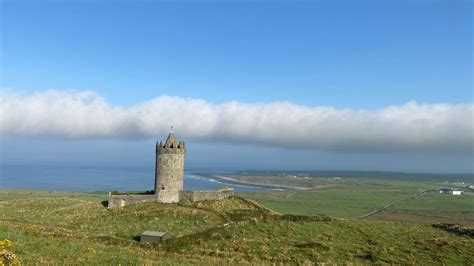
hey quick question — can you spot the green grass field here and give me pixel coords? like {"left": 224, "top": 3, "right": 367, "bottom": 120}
{"left": 0, "top": 188, "right": 473, "bottom": 264}
{"left": 239, "top": 177, "right": 474, "bottom": 225}
{"left": 240, "top": 189, "right": 416, "bottom": 218}
{"left": 240, "top": 179, "right": 433, "bottom": 217}
{"left": 396, "top": 191, "right": 474, "bottom": 212}
{"left": 365, "top": 191, "right": 474, "bottom": 225}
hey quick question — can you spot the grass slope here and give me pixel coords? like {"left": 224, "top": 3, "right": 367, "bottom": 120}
{"left": 0, "top": 189, "right": 473, "bottom": 264}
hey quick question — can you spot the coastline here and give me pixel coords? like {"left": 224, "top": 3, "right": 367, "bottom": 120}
{"left": 194, "top": 173, "right": 313, "bottom": 190}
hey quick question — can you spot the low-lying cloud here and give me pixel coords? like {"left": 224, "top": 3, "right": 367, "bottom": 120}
{"left": 1, "top": 90, "right": 472, "bottom": 154}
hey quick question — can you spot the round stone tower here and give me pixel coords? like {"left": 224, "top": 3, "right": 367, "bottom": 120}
{"left": 154, "top": 129, "right": 186, "bottom": 203}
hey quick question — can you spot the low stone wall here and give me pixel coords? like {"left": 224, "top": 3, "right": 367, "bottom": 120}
{"left": 180, "top": 188, "right": 234, "bottom": 202}
{"left": 108, "top": 194, "right": 157, "bottom": 208}
{"left": 108, "top": 188, "right": 234, "bottom": 208}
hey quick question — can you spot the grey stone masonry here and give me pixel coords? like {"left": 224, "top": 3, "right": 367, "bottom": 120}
{"left": 155, "top": 131, "right": 186, "bottom": 203}
{"left": 108, "top": 194, "right": 157, "bottom": 208}
{"left": 108, "top": 187, "right": 234, "bottom": 208}
{"left": 140, "top": 231, "right": 173, "bottom": 244}
{"left": 180, "top": 188, "right": 234, "bottom": 202}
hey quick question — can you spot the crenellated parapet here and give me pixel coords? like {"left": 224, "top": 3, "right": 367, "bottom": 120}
{"left": 156, "top": 130, "right": 186, "bottom": 155}
{"left": 156, "top": 140, "right": 186, "bottom": 154}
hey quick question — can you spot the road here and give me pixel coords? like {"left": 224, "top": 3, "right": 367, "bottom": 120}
{"left": 357, "top": 189, "right": 434, "bottom": 219}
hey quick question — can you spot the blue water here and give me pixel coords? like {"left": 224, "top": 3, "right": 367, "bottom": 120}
{"left": 0, "top": 164, "right": 268, "bottom": 192}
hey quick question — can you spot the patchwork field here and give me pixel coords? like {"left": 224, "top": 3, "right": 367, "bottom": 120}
{"left": 368, "top": 191, "right": 474, "bottom": 225}
{"left": 238, "top": 176, "right": 474, "bottom": 225}
{"left": 0, "top": 189, "right": 473, "bottom": 264}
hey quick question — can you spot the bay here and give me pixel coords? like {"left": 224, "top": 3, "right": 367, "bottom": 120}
{"left": 0, "top": 164, "right": 268, "bottom": 192}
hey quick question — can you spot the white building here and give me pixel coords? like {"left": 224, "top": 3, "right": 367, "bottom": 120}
{"left": 439, "top": 188, "right": 463, "bottom": 195}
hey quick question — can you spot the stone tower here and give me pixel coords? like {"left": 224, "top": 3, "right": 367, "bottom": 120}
{"left": 154, "top": 130, "right": 186, "bottom": 203}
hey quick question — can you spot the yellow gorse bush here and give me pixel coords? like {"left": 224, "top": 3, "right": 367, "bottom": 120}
{"left": 87, "top": 248, "right": 96, "bottom": 254}
{"left": 0, "top": 239, "right": 20, "bottom": 266}
{"left": 0, "top": 239, "right": 12, "bottom": 249}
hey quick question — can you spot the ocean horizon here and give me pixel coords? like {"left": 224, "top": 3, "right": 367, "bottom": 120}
{"left": 0, "top": 163, "right": 268, "bottom": 192}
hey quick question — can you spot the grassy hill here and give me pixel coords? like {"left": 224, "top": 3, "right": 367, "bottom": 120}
{"left": 0, "top": 189, "right": 473, "bottom": 264}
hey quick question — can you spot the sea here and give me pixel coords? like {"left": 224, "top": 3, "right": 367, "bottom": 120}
{"left": 0, "top": 164, "right": 268, "bottom": 192}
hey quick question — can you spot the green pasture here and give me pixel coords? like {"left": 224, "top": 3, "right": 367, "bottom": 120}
{"left": 238, "top": 178, "right": 440, "bottom": 218}
{"left": 1, "top": 185, "right": 473, "bottom": 264}
{"left": 395, "top": 191, "right": 474, "bottom": 212}
{"left": 240, "top": 189, "right": 416, "bottom": 218}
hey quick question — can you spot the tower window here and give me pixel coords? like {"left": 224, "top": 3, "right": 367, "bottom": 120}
{"left": 161, "top": 185, "right": 165, "bottom": 190}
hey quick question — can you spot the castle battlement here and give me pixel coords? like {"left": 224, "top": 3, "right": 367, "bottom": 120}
{"left": 157, "top": 140, "right": 186, "bottom": 154}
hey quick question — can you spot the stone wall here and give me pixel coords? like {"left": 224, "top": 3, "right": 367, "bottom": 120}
{"left": 108, "top": 188, "right": 234, "bottom": 208}
{"left": 180, "top": 188, "right": 234, "bottom": 202}
{"left": 155, "top": 153, "right": 185, "bottom": 203}
{"left": 108, "top": 194, "right": 157, "bottom": 208}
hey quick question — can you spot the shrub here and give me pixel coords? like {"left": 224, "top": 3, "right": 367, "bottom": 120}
{"left": 432, "top": 223, "right": 474, "bottom": 237}
{"left": 0, "top": 239, "right": 20, "bottom": 266}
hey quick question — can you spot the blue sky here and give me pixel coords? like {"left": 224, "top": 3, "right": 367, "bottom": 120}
{"left": 2, "top": 1, "right": 471, "bottom": 107}
{"left": 1, "top": 1, "right": 473, "bottom": 173}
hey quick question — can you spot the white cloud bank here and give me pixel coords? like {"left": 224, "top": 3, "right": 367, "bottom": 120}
{"left": 1, "top": 90, "right": 473, "bottom": 154}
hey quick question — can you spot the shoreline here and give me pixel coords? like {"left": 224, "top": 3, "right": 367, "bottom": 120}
{"left": 194, "top": 173, "right": 313, "bottom": 190}
{"left": 1, "top": 172, "right": 313, "bottom": 193}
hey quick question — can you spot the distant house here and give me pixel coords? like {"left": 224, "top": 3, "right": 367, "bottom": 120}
{"left": 439, "top": 188, "right": 463, "bottom": 195}
{"left": 452, "top": 190, "right": 462, "bottom": 195}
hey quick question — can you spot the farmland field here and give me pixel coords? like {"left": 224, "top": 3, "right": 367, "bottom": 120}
{"left": 237, "top": 176, "right": 474, "bottom": 225}
{"left": 240, "top": 189, "right": 416, "bottom": 218}
{"left": 368, "top": 191, "right": 474, "bottom": 225}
